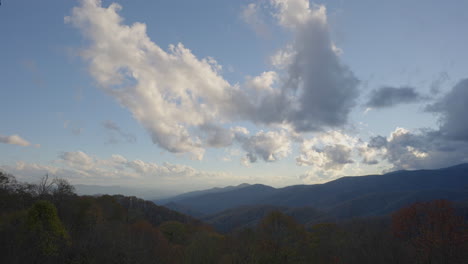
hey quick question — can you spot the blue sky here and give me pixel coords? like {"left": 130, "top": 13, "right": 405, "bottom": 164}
{"left": 1, "top": 0, "right": 468, "bottom": 192}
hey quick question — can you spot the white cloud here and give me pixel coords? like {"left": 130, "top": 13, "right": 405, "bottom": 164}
{"left": 66, "top": 0, "right": 241, "bottom": 160}
{"left": 246, "top": 71, "right": 278, "bottom": 92}
{"left": 0, "top": 134, "right": 34, "bottom": 147}
{"left": 66, "top": 0, "right": 358, "bottom": 163}
{"left": 270, "top": 45, "right": 296, "bottom": 69}
{"left": 271, "top": 0, "right": 320, "bottom": 29}
{"left": 297, "top": 131, "right": 358, "bottom": 170}
{"left": 238, "top": 129, "right": 292, "bottom": 164}
{"left": 364, "top": 127, "right": 468, "bottom": 171}
{"left": 1, "top": 151, "right": 236, "bottom": 189}
{"left": 241, "top": 3, "right": 270, "bottom": 37}
{"left": 59, "top": 151, "right": 95, "bottom": 170}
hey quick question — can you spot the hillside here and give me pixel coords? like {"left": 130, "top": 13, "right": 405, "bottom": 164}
{"left": 160, "top": 163, "right": 468, "bottom": 219}
{"left": 1, "top": 170, "right": 467, "bottom": 263}
{"left": 159, "top": 184, "right": 277, "bottom": 215}
{"left": 203, "top": 205, "right": 323, "bottom": 232}
{"left": 155, "top": 183, "right": 251, "bottom": 204}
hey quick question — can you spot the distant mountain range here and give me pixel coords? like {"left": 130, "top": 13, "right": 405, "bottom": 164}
{"left": 156, "top": 163, "right": 468, "bottom": 231}
{"left": 155, "top": 183, "right": 251, "bottom": 205}
{"left": 74, "top": 184, "right": 175, "bottom": 200}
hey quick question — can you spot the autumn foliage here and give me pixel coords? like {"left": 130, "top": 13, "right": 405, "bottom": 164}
{"left": 1, "top": 171, "right": 467, "bottom": 263}
{"left": 392, "top": 200, "right": 468, "bottom": 263}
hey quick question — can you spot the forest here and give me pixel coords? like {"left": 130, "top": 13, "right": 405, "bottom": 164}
{"left": 1, "top": 171, "right": 467, "bottom": 264}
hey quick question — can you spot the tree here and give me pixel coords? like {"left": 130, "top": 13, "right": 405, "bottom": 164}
{"left": 36, "top": 173, "right": 54, "bottom": 196}
{"left": 392, "top": 200, "right": 468, "bottom": 263}
{"left": 159, "top": 221, "right": 189, "bottom": 245}
{"left": 0, "top": 170, "right": 16, "bottom": 191}
{"left": 255, "top": 211, "right": 309, "bottom": 263}
{"left": 23, "top": 200, "right": 70, "bottom": 259}
{"left": 52, "top": 178, "right": 75, "bottom": 197}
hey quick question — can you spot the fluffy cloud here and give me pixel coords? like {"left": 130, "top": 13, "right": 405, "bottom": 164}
{"left": 364, "top": 127, "right": 468, "bottom": 171}
{"left": 270, "top": 45, "right": 296, "bottom": 69}
{"left": 245, "top": 71, "right": 278, "bottom": 93}
{"left": 366, "top": 86, "right": 422, "bottom": 108}
{"left": 271, "top": 0, "right": 317, "bottom": 29}
{"left": 66, "top": 0, "right": 241, "bottom": 159}
{"left": 238, "top": 130, "right": 292, "bottom": 164}
{"left": 297, "top": 131, "right": 358, "bottom": 170}
{"left": 241, "top": 3, "right": 270, "bottom": 37}
{"left": 0, "top": 134, "right": 35, "bottom": 147}
{"left": 67, "top": 0, "right": 358, "bottom": 162}
{"left": 265, "top": 0, "right": 360, "bottom": 131}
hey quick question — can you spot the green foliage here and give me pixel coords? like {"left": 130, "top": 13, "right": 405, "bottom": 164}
{"left": 25, "top": 200, "right": 69, "bottom": 256}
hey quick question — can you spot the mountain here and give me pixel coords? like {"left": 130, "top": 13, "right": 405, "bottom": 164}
{"left": 159, "top": 163, "right": 468, "bottom": 220}
{"left": 203, "top": 205, "right": 323, "bottom": 233}
{"left": 74, "top": 184, "right": 176, "bottom": 200}
{"left": 259, "top": 163, "right": 468, "bottom": 210}
{"left": 155, "top": 183, "right": 251, "bottom": 205}
{"left": 157, "top": 184, "right": 276, "bottom": 215}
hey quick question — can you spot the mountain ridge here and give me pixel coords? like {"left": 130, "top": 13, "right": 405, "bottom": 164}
{"left": 156, "top": 163, "right": 468, "bottom": 218}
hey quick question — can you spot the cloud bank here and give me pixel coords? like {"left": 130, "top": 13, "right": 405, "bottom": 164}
{"left": 1, "top": 151, "right": 236, "bottom": 190}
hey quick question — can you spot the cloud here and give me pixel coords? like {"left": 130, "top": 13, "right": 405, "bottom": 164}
{"left": 245, "top": 71, "right": 278, "bottom": 93}
{"left": 66, "top": 0, "right": 239, "bottom": 159}
{"left": 363, "top": 127, "right": 468, "bottom": 171}
{"left": 366, "top": 86, "right": 422, "bottom": 108}
{"left": 358, "top": 135, "right": 387, "bottom": 165}
{"left": 59, "top": 151, "right": 95, "bottom": 170}
{"left": 66, "top": 0, "right": 358, "bottom": 161}
{"left": 357, "top": 78, "right": 468, "bottom": 171}
{"left": 0, "top": 134, "right": 34, "bottom": 147}
{"left": 56, "top": 151, "right": 215, "bottom": 180}
{"left": 103, "top": 120, "right": 136, "bottom": 143}
{"left": 197, "top": 124, "right": 235, "bottom": 148}
{"left": 270, "top": 45, "right": 296, "bottom": 69}
{"left": 271, "top": 0, "right": 317, "bottom": 29}
{"left": 265, "top": 0, "right": 360, "bottom": 131}
{"left": 241, "top": 3, "right": 270, "bottom": 37}
{"left": 238, "top": 129, "right": 292, "bottom": 164}
{"left": 367, "top": 135, "right": 388, "bottom": 148}
{"left": 1, "top": 151, "right": 236, "bottom": 189}
{"left": 296, "top": 131, "right": 358, "bottom": 170}
{"left": 426, "top": 78, "right": 468, "bottom": 141}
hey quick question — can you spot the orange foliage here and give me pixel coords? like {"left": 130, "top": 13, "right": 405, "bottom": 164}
{"left": 392, "top": 200, "right": 468, "bottom": 262}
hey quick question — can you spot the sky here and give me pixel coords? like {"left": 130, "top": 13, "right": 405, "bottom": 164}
{"left": 1, "top": 0, "right": 468, "bottom": 193}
